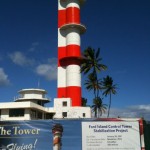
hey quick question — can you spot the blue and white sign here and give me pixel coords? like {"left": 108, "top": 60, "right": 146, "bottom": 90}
{"left": 82, "top": 121, "right": 141, "bottom": 150}
{"left": 0, "top": 119, "right": 142, "bottom": 150}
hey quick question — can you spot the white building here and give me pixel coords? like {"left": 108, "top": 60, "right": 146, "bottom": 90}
{"left": 0, "top": 88, "right": 91, "bottom": 121}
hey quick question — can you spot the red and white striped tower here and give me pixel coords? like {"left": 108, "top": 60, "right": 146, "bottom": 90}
{"left": 58, "top": 0, "right": 86, "bottom": 106}
{"left": 52, "top": 124, "right": 63, "bottom": 150}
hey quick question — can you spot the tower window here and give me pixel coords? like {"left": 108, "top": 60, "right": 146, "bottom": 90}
{"left": 62, "top": 101, "right": 67, "bottom": 107}
{"left": 62, "top": 112, "right": 67, "bottom": 118}
{"left": 83, "top": 113, "right": 86, "bottom": 117}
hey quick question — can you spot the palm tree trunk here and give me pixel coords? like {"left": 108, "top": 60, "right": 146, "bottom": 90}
{"left": 94, "top": 69, "right": 99, "bottom": 98}
{"left": 95, "top": 108, "right": 97, "bottom": 118}
{"left": 94, "top": 90, "right": 96, "bottom": 99}
{"left": 97, "top": 108, "right": 98, "bottom": 118}
{"left": 107, "top": 93, "right": 111, "bottom": 118}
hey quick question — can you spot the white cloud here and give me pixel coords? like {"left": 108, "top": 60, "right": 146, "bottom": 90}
{"left": 104, "top": 105, "right": 150, "bottom": 121}
{"left": 35, "top": 58, "right": 57, "bottom": 80}
{"left": 9, "top": 51, "right": 57, "bottom": 81}
{"left": 0, "top": 68, "right": 10, "bottom": 86}
{"left": 9, "top": 51, "right": 34, "bottom": 66}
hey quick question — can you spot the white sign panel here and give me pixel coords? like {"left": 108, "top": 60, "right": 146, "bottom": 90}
{"left": 82, "top": 121, "right": 141, "bottom": 150}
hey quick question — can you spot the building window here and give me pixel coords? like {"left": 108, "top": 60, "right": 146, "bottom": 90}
{"left": 37, "top": 111, "right": 43, "bottom": 119}
{"left": 9, "top": 109, "right": 24, "bottom": 117}
{"left": 62, "top": 112, "right": 67, "bottom": 118}
{"left": 37, "top": 101, "right": 44, "bottom": 106}
{"left": 44, "top": 113, "right": 54, "bottom": 119}
{"left": 31, "top": 109, "right": 36, "bottom": 119}
{"left": 62, "top": 101, "right": 67, "bottom": 107}
{"left": 83, "top": 113, "right": 86, "bottom": 117}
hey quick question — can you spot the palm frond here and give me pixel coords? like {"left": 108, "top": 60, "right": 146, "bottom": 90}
{"left": 96, "top": 48, "right": 100, "bottom": 59}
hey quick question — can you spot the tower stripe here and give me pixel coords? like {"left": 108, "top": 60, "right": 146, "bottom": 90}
{"left": 58, "top": 0, "right": 85, "bottom": 106}
{"left": 66, "top": 7, "right": 80, "bottom": 24}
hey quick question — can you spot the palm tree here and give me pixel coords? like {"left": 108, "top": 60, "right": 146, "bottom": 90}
{"left": 84, "top": 73, "right": 102, "bottom": 98}
{"left": 81, "top": 97, "right": 87, "bottom": 107}
{"left": 81, "top": 47, "right": 108, "bottom": 118}
{"left": 102, "top": 75, "right": 117, "bottom": 118}
{"left": 81, "top": 47, "right": 107, "bottom": 76}
{"left": 91, "top": 97, "right": 107, "bottom": 118}
{"left": 81, "top": 47, "right": 107, "bottom": 99}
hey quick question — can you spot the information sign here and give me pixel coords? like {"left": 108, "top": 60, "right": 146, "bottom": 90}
{"left": 82, "top": 121, "right": 141, "bottom": 150}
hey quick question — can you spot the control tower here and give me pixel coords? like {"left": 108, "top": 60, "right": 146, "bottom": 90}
{"left": 58, "top": 0, "right": 86, "bottom": 106}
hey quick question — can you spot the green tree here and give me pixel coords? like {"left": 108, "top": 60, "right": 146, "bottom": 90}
{"left": 81, "top": 47, "right": 108, "bottom": 117}
{"left": 102, "top": 75, "right": 117, "bottom": 118}
{"left": 81, "top": 47, "right": 107, "bottom": 76}
{"left": 84, "top": 73, "right": 101, "bottom": 98}
{"left": 91, "top": 97, "right": 107, "bottom": 118}
{"left": 81, "top": 47, "right": 107, "bottom": 98}
{"left": 81, "top": 97, "right": 87, "bottom": 107}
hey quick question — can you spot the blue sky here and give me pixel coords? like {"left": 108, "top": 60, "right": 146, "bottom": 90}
{"left": 0, "top": 0, "right": 150, "bottom": 120}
